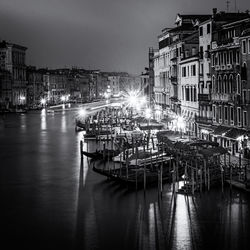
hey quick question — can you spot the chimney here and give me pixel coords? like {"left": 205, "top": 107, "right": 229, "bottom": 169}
{"left": 212, "top": 8, "right": 217, "bottom": 16}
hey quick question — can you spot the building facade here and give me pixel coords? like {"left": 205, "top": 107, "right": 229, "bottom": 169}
{"left": 180, "top": 56, "right": 199, "bottom": 135}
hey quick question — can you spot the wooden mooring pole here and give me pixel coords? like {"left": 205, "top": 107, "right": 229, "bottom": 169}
{"left": 80, "top": 140, "right": 83, "bottom": 158}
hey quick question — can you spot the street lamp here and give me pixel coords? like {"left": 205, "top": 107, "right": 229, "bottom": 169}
{"left": 61, "top": 95, "right": 66, "bottom": 102}
{"left": 20, "top": 96, "right": 26, "bottom": 104}
{"left": 40, "top": 98, "right": 46, "bottom": 107}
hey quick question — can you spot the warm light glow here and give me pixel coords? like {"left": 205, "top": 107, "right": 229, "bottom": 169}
{"left": 20, "top": 96, "right": 26, "bottom": 101}
{"left": 177, "top": 116, "right": 185, "bottom": 130}
{"left": 145, "top": 108, "right": 152, "bottom": 119}
{"left": 155, "top": 109, "right": 161, "bottom": 116}
{"left": 104, "top": 92, "right": 109, "bottom": 98}
{"left": 140, "top": 96, "right": 147, "bottom": 105}
{"left": 201, "top": 129, "right": 209, "bottom": 135}
{"left": 61, "top": 96, "right": 66, "bottom": 102}
{"left": 40, "top": 98, "right": 46, "bottom": 105}
{"left": 78, "top": 108, "right": 86, "bottom": 117}
{"left": 128, "top": 92, "right": 137, "bottom": 107}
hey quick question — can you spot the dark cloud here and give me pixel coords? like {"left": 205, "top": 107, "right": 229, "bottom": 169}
{"left": 0, "top": 0, "right": 249, "bottom": 74}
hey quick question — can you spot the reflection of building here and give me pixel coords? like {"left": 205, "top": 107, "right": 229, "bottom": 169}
{"left": 180, "top": 55, "right": 199, "bottom": 136}
{"left": 0, "top": 40, "right": 27, "bottom": 107}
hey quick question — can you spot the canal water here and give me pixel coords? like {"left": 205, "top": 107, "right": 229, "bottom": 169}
{"left": 0, "top": 110, "right": 250, "bottom": 250}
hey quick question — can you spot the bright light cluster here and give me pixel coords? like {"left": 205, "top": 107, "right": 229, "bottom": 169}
{"left": 78, "top": 108, "right": 86, "bottom": 117}
{"left": 145, "top": 108, "right": 152, "bottom": 119}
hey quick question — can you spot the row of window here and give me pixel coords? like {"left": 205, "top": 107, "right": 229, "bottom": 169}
{"left": 211, "top": 50, "right": 240, "bottom": 66}
{"left": 199, "top": 23, "right": 211, "bottom": 36}
{"left": 182, "top": 64, "right": 197, "bottom": 77}
{"left": 181, "top": 86, "right": 197, "bottom": 102}
{"left": 212, "top": 105, "right": 248, "bottom": 127}
{"left": 212, "top": 74, "right": 241, "bottom": 94}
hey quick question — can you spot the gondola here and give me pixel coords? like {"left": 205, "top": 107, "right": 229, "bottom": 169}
{"left": 82, "top": 149, "right": 120, "bottom": 160}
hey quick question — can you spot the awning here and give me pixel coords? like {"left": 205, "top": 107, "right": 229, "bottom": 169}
{"left": 198, "top": 146, "right": 228, "bottom": 157}
{"left": 213, "top": 125, "right": 231, "bottom": 136}
{"left": 224, "top": 128, "right": 247, "bottom": 140}
{"left": 161, "top": 116, "right": 173, "bottom": 123}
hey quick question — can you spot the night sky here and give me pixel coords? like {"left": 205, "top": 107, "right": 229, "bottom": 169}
{"left": 0, "top": 0, "right": 249, "bottom": 74}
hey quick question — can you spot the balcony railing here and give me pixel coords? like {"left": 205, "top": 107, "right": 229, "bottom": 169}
{"left": 170, "top": 76, "right": 177, "bottom": 82}
{"left": 211, "top": 93, "right": 234, "bottom": 102}
{"left": 198, "top": 93, "right": 211, "bottom": 102}
{"left": 195, "top": 115, "right": 213, "bottom": 124}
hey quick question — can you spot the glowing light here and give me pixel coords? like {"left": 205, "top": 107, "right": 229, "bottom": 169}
{"left": 140, "top": 96, "right": 147, "bottom": 105}
{"left": 145, "top": 108, "right": 152, "bottom": 119}
{"left": 104, "top": 92, "right": 109, "bottom": 98}
{"left": 20, "top": 96, "right": 26, "bottom": 101}
{"left": 201, "top": 129, "right": 209, "bottom": 135}
{"left": 128, "top": 92, "right": 137, "bottom": 107}
{"left": 177, "top": 116, "right": 185, "bottom": 130}
{"left": 61, "top": 96, "right": 66, "bottom": 102}
{"left": 78, "top": 108, "right": 86, "bottom": 117}
{"left": 40, "top": 98, "right": 46, "bottom": 105}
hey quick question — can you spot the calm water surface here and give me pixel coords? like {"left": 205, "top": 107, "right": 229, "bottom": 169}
{"left": 0, "top": 110, "right": 249, "bottom": 250}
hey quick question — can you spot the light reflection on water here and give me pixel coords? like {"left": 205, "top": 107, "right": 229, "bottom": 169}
{"left": 41, "top": 108, "right": 47, "bottom": 130}
{"left": 0, "top": 110, "right": 250, "bottom": 250}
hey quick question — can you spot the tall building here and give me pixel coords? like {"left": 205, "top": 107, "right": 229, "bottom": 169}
{"left": 210, "top": 17, "right": 250, "bottom": 155}
{"left": 180, "top": 55, "right": 199, "bottom": 135}
{"left": 0, "top": 40, "right": 27, "bottom": 107}
{"left": 26, "top": 66, "right": 45, "bottom": 107}
{"left": 154, "top": 14, "right": 211, "bottom": 114}
{"left": 197, "top": 9, "right": 250, "bottom": 140}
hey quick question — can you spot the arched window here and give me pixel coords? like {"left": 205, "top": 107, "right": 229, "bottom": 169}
{"left": 218, "top": 75, "right": 222, "bottom": 93}
{"left": 229, "top": 74, "right": 233, "bottom": 93}
{"left": 223, "top": 75, "right": 228, "bottom": 94}
{"left": 236, "top": 74, "right": 241, "bottom": 94}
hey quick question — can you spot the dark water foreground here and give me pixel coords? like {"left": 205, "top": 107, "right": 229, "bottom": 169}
{"left": 0, "top": 110, "right": 250, "bottom": 250}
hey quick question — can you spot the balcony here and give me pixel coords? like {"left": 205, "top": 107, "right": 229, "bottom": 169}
{"left": 195, "top": 115, "right": 213, "bottom": 124}
{"left": 198, "top": 93, "right": 211, "bottom": 102}
{"left": 227, "top": 64, "right": 233, "bottom": 70}
{"left": 211, "top": 93, "right": 234, "bottom": 102}
{"left": 170, "top": 76, "right": 177, "bottom": 82}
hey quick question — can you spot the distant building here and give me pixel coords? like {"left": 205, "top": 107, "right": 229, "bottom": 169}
{"left": 0, "top": 40, "right": 27, "bottom": 107}
{"left": 140, "top": 68, "right": 150, "bottom": 98}
{"left": 26, "top": 66, "right": 45, "bottom": 107}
